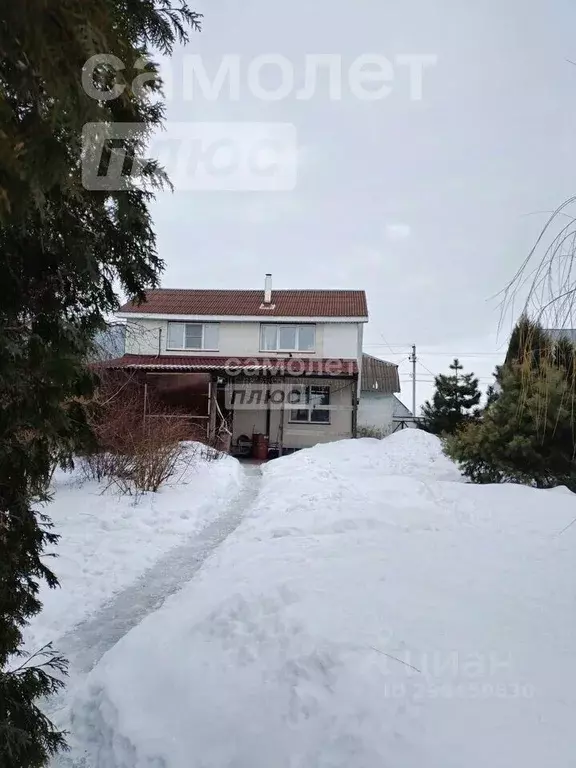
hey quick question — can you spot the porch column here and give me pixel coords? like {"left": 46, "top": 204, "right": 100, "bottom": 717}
{"left": 208, "top": 375, "right": 218, "bottom": 443}
{"left": 351, "top": 376, "right": 359, "bottom": 438}
{"left": 265, "top": 372, "right": 271, "bottom": 438}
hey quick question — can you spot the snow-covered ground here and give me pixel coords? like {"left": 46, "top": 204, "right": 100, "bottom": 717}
{"left": 25, "top": 443, "right": 243, "bottom": 654}
{"left": 66, "top": 430, "right": 576, "bottom": 768}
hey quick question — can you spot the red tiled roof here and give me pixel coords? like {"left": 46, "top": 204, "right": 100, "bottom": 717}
{"left": 95, "top": 355, "right": 358, "bottom": 377}
{"left": 118, "top": 289, "right": 368, "bottom": 318}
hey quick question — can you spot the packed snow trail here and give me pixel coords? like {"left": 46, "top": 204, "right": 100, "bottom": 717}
{"left": 25, "top": 446, "right": 243, "bottom": 654}
{"left": 57, "top": 466, "right": 261, "bottom": 675}
{"left": 48, "top": 464, "right": 262, "bottom": 767}
{"left": 68, "top": 432, "right": 576, "bottom": 768}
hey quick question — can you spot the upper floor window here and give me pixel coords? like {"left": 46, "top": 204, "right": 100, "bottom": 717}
{"left": 260, "top": 324, "right": 315, "bottom": 352}
{"left": 167, "top": 322, "right": 219, "bottom": 351}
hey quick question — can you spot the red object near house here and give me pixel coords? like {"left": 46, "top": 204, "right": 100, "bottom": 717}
{"left": 252, "top": 433, "right": 269, "bottom": 460}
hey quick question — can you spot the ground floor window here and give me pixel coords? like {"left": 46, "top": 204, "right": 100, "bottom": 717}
{"left": 290, "top": 385, "right": 330, "bottom": 424}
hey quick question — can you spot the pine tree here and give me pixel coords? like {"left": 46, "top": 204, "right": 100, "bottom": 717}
{"left": 484, "top": 366, "right": 504, "bottom": 408}
{"left": 0, "top": 2, "right": 200, "bottom": 764}
{"left": 505, "top": 314, "right": 576, "bottom": 378}
{"left": 421, "top": 358, "right": 482, "bottom": 435}
{"left": 505, "top": 314, "right": 553, "bottom": 367}
{"left": 445, "top": 361, "right": 576, "bottom": 489}
{"left": 485, "top": 384, "right": 499, "bottom": 407}
{"left": 446, "top": 318, "right": 576, "bottom": 488}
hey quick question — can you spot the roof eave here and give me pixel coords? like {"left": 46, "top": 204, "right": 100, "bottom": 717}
{"left": 116, "top": 312, "right": 369, "bottom": 323}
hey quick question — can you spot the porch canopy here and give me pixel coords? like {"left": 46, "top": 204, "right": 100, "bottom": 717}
{"left": 95, "top": 354, "right": 359, "bottom": 378}
{"left": 94, "top": 355, "right": 360, "bottom": 452}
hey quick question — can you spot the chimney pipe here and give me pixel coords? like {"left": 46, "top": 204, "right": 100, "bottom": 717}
{"left": 264, "top": 273, "right": 272, "bottom": 304}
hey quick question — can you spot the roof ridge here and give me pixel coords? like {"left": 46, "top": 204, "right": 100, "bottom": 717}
{"left": 362, "top": 352, "right": 397, "bottom": 366}
{"left": 146, "top": 288, "right": 366, "bottom": 294}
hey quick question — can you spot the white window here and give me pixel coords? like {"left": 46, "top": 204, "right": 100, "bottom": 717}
{"left": 167, "top": 322, "right": 219, "bottom": 351}
{"left": 289, "top": 385, "right": 330, "bottom": 424}
{"left": 260, "top": 324, "right": 316, "bottom": 352}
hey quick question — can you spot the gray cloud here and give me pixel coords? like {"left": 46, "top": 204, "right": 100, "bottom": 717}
{"left": 147, "top": 0, "right": 576, "bottom": 404}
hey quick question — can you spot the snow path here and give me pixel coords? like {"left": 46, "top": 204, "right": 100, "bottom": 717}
{"left": 68, "top": 434, "right": 576, "bottom": 768}
{"left": 48, "top": 464, "right": 262, "bottom": 765}
{"left": 59, "top": 466, "right": 260, "bottom": 676}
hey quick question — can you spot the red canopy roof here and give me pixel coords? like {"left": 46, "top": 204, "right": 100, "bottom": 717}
{"left": 96, "top": 355, "right": 358, "bottom": 377}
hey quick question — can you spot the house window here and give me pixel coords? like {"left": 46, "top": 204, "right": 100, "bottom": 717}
{"left": 167, "top": 322, "right": 219, "bottom": 351}
{"left": 290, "top": 385, "right": 330, "bottom": 424}
{"left": 260, "top": 324, "right": 316, "bottom": 352}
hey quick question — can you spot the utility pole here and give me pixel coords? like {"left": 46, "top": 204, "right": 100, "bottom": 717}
{"left": 409, "top": 344, "right": 417, "bottom": 417}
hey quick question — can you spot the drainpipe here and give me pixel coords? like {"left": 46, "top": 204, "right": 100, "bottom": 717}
{"left": 157, "top": 327, "right": 162, "bottom": 357}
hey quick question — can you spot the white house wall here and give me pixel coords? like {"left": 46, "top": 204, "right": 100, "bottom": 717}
{"left": 125, "top": 319, "right": 360, "bottom": 361}
{"left": 356, "top": 323, "right": 364, "bottom": 391}
{"left": 125, "top": 319, "right": 164, "bottom": 355}
{"left": 231, "top": 378, "right": 354, "bottom": 449}
{"left": 230, "top": 408, "right": 267, "bottom": 442}
{"left": 322, "top": 323, "right": 359, "bottom": 359}
{"left": 358, "top": 392, "right": 413, "bottom": 435}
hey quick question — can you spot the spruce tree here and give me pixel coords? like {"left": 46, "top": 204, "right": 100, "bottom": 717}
{"left": 421, "top": 358, "right": 481, "bottom": 435}
{"left": 0, "top": 2, "right": 200, "bottom": 765}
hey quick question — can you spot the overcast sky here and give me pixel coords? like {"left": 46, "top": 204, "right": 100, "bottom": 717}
{"left": 146, "top": 0, "right": 576, "bottom": 408}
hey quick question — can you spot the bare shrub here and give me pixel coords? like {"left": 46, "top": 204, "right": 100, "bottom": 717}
{"left": 84, "top": 368, "right": 197, "bottom": 494}
{"left": 79, "top": 452, "right": 118, "bottom": 483}
{"left": 107, "top": 417, "right": 189, "bottom": 495}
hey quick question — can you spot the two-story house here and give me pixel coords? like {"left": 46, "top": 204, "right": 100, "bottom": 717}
{"left": 100, "top": 276, "right": 368, "bottom": 456}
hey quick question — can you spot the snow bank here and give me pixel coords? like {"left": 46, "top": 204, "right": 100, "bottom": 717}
{"left": 268, "top": 428, "right": 461, "bottom": 483}
{"left": 25, "top": 443, "right": 242, "bottom": 653}
{"left": 71, "top": 431, "right": 576, "bottom": 768}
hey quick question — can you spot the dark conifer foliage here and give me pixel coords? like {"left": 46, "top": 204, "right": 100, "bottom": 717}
{"left": 0, "top": 2, "right": 200, "bottom": 764}
{"left": 421, "top": 359, "right": 482, "bottom": 435}
{"left": 446, "top": 319, "right": 576, "bottom": 491}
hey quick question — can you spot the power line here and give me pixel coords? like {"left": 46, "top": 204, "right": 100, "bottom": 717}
{"left": 417, "top": 360, "right": 436, "bottom": 378}
{"left": 365, "top": 346, "right": 503, "bottom": 356}
{"left": 378, "top": 333, "right": 406, "bottom": 357}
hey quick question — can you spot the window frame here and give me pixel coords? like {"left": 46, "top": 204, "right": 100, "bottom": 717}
{"left": 259, "top": 324, "right": 316, "bottom": 353}
{"left": 166, "top": 322, "right": 219, "bottom": 351}
{"left": 289, "top": 385, "right": 331, "bottom": 425}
